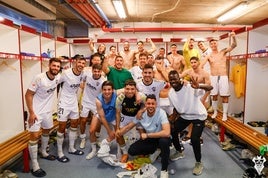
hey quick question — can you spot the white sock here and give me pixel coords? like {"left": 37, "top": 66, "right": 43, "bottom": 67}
{"left": 222, "top": 103, "right": 228, "bottom": 115}
{"left": 80, "top": 133, "right": 86, "bottom": 140}
{"left": 222, "top": 103, "right": 228, "bottom": 121}
{"left": 91, "top": 142, "right": 97, "bottom": 153}
{"left": 212, "top": 100, "right": 218, "bottom": 113}
{"left": 28, "top": 140, "right": 40, "bottom": 171}
{"left": 41, "top": 134, "right": 49, "bottom": 157}
{"left": 69, "top": 127, "right": 78, "bottom": 152}
{"left": 57, "top": 132, "right": 64, "bottom": 158}
{"left": 120, "top": 145, "right": 127, "bottom": 154}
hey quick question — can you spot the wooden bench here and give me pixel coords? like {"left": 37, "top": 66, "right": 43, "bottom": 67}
{"left": 211, "top": 112, "right": 268, "bottom": 154}
{"left": 0, "top": 120, "right": 59, "bottom": 172}
{"left": 0, "top": 131, "right": 30, "bottom": 172}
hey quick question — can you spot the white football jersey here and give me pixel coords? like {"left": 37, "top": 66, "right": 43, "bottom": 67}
{"left": 58, "top": 68, "right": 84, "bottom": 108}
{"left": 81, "top": 70, "right": 105, "bottom": 107}
{"left": 129, "top": 66, "right": 143, "bottom": 82}
{"left": 28, "top": 72, "right": 60, "bottom": 114}
{"left": 136, "top": 79, "right": 166, "bottom": 106}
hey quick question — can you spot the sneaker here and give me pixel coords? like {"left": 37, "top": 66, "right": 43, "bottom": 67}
{"left": 190, "top": 138, "right": 203, "bottom": 146}
{"left": 222, "top": 143, "right": 235, "bottom": 151}
{"left": 80, "top": 138, "right": 86, "bottom": 149}
{"left": 86, "top": 150, "right": 97, "bottom": 160}
{"left": 192, "top": 162, "right": 203, "bottom": 175}
{"left": 181, "top": 137, "right": 191, "bottom": 144}
{"left": 97, "top": 139, "right": 110, "bottom": 157}
{"left": 200, "top": 138, "right": 203, "bottom": 146}
{"left": 120, "top": 154, "right": 128, "bottom": 163}
{"left": 160, "top": 170, "right": 169, "bottom": 178}
{"left": 149, "top": 149, "right": 161, "bottom": 163}
{"left": 170, "top": 151, "right": 184, "bottom": 161}
{"left": 211, "top": 111, "right": 218, "bottom": 119}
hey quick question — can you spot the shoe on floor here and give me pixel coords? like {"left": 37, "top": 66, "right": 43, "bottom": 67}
{"left": 181, "top": 137, "right": 191, "bottom": 144}
{"left": 222, "top": 143, "right": 235, "bottom": 151}
{"left": 192, "top": 162, "right": 203, "bottom": 176}
{"left": 97, "top": 140, "right": 110, "bottom": 157}
{"left": 86, "top": 151, "right": 97, "bottom": 160}
{"left": 170, "top": 151, "right": 184, "bottom": 161}
{"left": 120, "top": 154, "right": 128, "bottom": 163}
{"left": 160, "top": 170, "right": 169, "bottom": 178}
{"left": 31, "top": 168, "right": 46, "bottom": 177}
{"left": 80, "top": 138, "right": 86, "bottom": 149}
{"left": 149, "top": 149, "right": 161, "bottom": 163}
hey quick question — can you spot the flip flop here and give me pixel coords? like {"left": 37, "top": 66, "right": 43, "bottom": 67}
{"left": 56, "top": 156, "right": 70, "bottom": 163}
{"left": 40, "top": 154, "right": 56, "bottom": 161}
{"left": 31, "top": 168, "right": 46, "bottom": 177}
{"left": 68, "top": 150, "right": 84, "bottom": 155}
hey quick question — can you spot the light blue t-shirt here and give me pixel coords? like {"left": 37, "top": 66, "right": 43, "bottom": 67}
{"left": 133, "top": 108, "right": 169, "bottom": 133}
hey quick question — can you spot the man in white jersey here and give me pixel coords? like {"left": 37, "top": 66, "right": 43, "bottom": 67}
{"left": 136, "top": 64, "right": 166, "bottom": 105}
{"left": 25, "top": 58, "right": 61, "bottom": 177}
{"left": 56, "top": 55, "right": 86, "bottom": 163}
{"left": 129, "top": 52, "right": 147, "bottom": 82}
{"left": 201, "top": 32, "right": 237, "bottom": 121}
{"left": 168, "top": 70, "right": 212, "bottom": 176}
{"left": 79, "top": 64, "right": 105, "bottom": 152}
{"left": 118, "top": 94, "right": 171, "bottom": 178}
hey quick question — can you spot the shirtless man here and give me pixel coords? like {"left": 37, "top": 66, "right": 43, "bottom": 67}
{"left": 107, "top": 45, "right": 118, "bottom": 67}
{"left": 201, "top": 32, "right": 237, "bottom": 121}
{"left": 119, "top": 41, "right": 135, "bottom": 69}
{"left": 167, "top": 44, "right": 186, "bottom": 74}
{"left": 154, "top": 55, "right": 173, "bottom": 116}
{"left": 134, "top": 38, "right": 157, "bottom": 62}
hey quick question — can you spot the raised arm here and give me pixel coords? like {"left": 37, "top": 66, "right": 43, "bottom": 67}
{"left": 147, "top": 38, "right": 157, "bottom": 54}
{"left": 89, "top": 39, "right": 97, "bottom": 53}
{"left": 101, "top": 56, "right": 110, "bottom": 74}
{"left": 223, "top": 32, "right": 237, "bottom": 53}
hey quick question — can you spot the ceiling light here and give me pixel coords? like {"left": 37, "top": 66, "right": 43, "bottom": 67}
{"left": 217, "top": 1, "right": 248, "bottom": 22}
{"left": 112, "top": 0, "right": 127, "bottom": 19}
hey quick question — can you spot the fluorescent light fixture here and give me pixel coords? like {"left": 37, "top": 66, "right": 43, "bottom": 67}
{"left": 217, "top": 2, "right": 248, "bottom": 22}
{"left": 112, "top": 0, "right": 127, "bottom": 19}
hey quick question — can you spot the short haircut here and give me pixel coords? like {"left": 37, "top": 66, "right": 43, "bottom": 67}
{"left": 190, "top": 56, "right": 200, "bottom": 61}
{"left": 125, "top": 79, "right": 136, "bottom": 87}
{"left": 155, "top": 55, "right": 164, "bottom": 60}
{"left": 146, "top": 94, "right": 156, "bottom": 101}
{"left": 197, "top": 41, "right": 204, "bottom": 44}
{"left": 102, "top": 80, "right": 114, "bottom": 89}
{"left": 109, "top": 45, "right": 116, "bottom": 50}
{"left": 91, "top": 53, "right": 101, "bottom": 59}
{"left": 137, "top": 41, "right": 144, "bottom": 45}
{"left": 168, "top": 70, "right": 179, "bottom": 77}
{"left": 209, "top": 38, "right": 218, "bottom": 43}
{"left": 139, "top": 52, "right": 147, "bottom": 58}
{"left": 170, "top": 43, "right": 177, "bottom": 47}
{"left": 49, "top": 57, "right": 61, "bottom": 65}
{"left": 143, "top": 64, "right": 154, "bottom": 71}
{"left": 115, "top": 55, "right": 123, "bottom": 60}
{"left": 92, "top": 64, "right": 102, "bottom": 70}
{"left": 73, "top": 54, "right": 85, "bottom": 61}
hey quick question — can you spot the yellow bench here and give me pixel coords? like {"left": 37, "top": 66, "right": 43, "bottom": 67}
{"left": 0, "top": 120, "right": 59, "bottom": 172}
{"left": 0, "top": 131, "right": 30, "bottom": 172}
{"left": 211, "top": 112, "right": 268, "bottom": 154}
